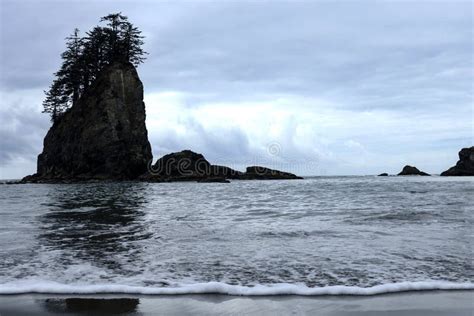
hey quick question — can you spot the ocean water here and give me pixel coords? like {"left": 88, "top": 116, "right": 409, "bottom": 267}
{"left": 0, "top": 176, "right": 473, "bottom": 295}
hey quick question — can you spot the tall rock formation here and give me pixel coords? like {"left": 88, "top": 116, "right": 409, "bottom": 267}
{"left": 440, "top": 147, "right": 474, "bottom": 176}
{"left": 24, "top": 62, "right": 152, "bottom": 181}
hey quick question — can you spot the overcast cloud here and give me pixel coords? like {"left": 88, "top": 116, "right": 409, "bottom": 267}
{"left": 0, "top": 0, "right": 472, "bottom": 178}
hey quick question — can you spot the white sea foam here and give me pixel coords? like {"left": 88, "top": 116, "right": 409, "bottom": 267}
{"left": 0, "top": 281, "right": 472, "bottom": 296}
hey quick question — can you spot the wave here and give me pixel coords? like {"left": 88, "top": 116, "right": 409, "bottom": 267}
{"left": 0, "top": 281, "right": 473, "bottom": 296}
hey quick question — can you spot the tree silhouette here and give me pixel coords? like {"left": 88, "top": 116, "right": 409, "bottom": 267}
{"left": 59, "top": 28, "right": 83, "bottom": 105}
{"left": 81, "top": 26, "right": 109, "bottom": 87}
{"left": 99, "top": 13, "right": 147, "bottom": 66}
{"left": 100, "top": 13, "right": 128, "bottom": 62}
{"left": 42, "top": 13, "right": 147, "bottom": 122}
{"left": 121, "top": 22, "right": 147, "bottom": 66}
{"left": 42, "top": 79, "right": 69, "bottom": 122}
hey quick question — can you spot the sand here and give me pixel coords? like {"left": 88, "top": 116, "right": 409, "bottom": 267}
{"left": 0, "top": 290, "right": 472, "bottom": 315}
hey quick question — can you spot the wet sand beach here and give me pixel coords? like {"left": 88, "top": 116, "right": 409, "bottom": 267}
{"left": 0, "top": 290, "right": 472, "bottom": 316}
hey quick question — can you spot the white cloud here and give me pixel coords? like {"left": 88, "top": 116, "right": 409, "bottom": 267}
{"left": 144, "top": 91, "right": 472, "bottom": 175}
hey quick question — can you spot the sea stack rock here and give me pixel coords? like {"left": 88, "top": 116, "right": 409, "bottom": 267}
{"left": 397, "top": 165, "right": 430, "bottom": 176}
{"left": 23, "top": 62, "right": 152, "bottom": 181}
{"left": 440, "top": 147, "right": 474, "bottom": 176}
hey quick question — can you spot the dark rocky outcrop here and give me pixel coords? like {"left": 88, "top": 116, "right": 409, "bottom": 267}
{"left": 440, "top": 147, "right": 474, "bottom": 176}
{"left": 141, "top": 150, "right": 212, "bottom": 182}
{"left": 22, "top": 62, "right": 152, "bottom": 182}
{"left": 140, "top": 150, "right": 302, "bottom": 182}
{"left": 211, "top": 165, "right": 245, "bottom": 179}
{"left": 241, "top": 166, "right": 303, "bottom": 180}
{"left": 378, "top": 173, "right": 389, "bottom": 176}
{"left": 397, "top": 165, "right": 430, "bottom": 176}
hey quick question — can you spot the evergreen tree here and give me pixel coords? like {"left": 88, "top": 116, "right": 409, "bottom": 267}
{"left": 99, "top": 13, "right": 147, "bottom": 65}
{"left": 81, "top": 26, "right": 108, "bottom": 87}
{"left": 56, "top": 28, "right": 83, "bottom": 105}
{"left": 42, "top": 79, "right": 69, "bottom": 122}
{"left": 121, "top": 22, "right": 147, "bottom": 66}
{"left": 42, "top": 13, "right": 147, "bottom": 122}
{"left": 100, "top": 13, "right": 128, "bottom": 61}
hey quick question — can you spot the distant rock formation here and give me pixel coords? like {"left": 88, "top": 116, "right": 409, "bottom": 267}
{"left": 378, "top": 173, "right": 389, "bottom": 176}
{"left": 141, "top": 149, "right": 302, "bottom": 182}
{"left": 397, "top": 165, "right": 430, "bottom": 176}
{"left": 440, "top": 147, "right": 474, "bottom": 176}
{"left": 22, "top": 62, "right": 152, "bottom": 182}
{"left": 241, "top": 166, "right": 303, "bottom": 180}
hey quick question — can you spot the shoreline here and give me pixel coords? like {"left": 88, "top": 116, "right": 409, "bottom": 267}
{"left": 1, "top": 290, "right": 472, "bottom": 315}
{"left": 1, "top": 280, "right": 472, "bottom": 296}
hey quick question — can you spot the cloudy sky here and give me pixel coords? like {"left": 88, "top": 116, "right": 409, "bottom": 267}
{"left": 0, "top": 0, "right": 472, "bottom": 178}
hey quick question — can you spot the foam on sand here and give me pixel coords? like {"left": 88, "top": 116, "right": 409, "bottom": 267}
{"left": 0, "top": 280, "right": 473, "bottom": 296}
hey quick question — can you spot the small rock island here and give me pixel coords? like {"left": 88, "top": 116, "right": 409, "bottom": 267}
{"left": 397, "top": 165, "right": 430, "bottom": 176}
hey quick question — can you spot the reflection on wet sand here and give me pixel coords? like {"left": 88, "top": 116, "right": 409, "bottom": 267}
{"left": 41, "top": 298, "right": 139, "bottom": 314}
{"left": 38, "top": 182, "right": 152, "bottom": 271}
{"left": 0, "top": 291, "right": 467, "bottom": 316}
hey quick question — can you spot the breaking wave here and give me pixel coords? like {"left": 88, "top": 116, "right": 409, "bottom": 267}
{"left": 0, "top": 281, "right": 472, "bottom": 296}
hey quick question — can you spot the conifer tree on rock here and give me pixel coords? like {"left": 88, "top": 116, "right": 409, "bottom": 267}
{"left": 59, "top": 28, "right": 83, "bottom": 105}
{"left": 42, "top": 79, "right": 69, "bottom": 122}
{"left": 42, "top": 13, "right": 147, "bottom": 121}
{"left": 121, "top": 22, "right": 147, "bottom": 66}
{"left": 81, "top": 26, "right": 108, "bottom": 87}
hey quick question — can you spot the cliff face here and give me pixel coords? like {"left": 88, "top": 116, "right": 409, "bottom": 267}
{"left": 25, "top": 62, "right": 152, "bottom": 181}
{"left": 441, "top": 147, "right": 474, "bottom": 176}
